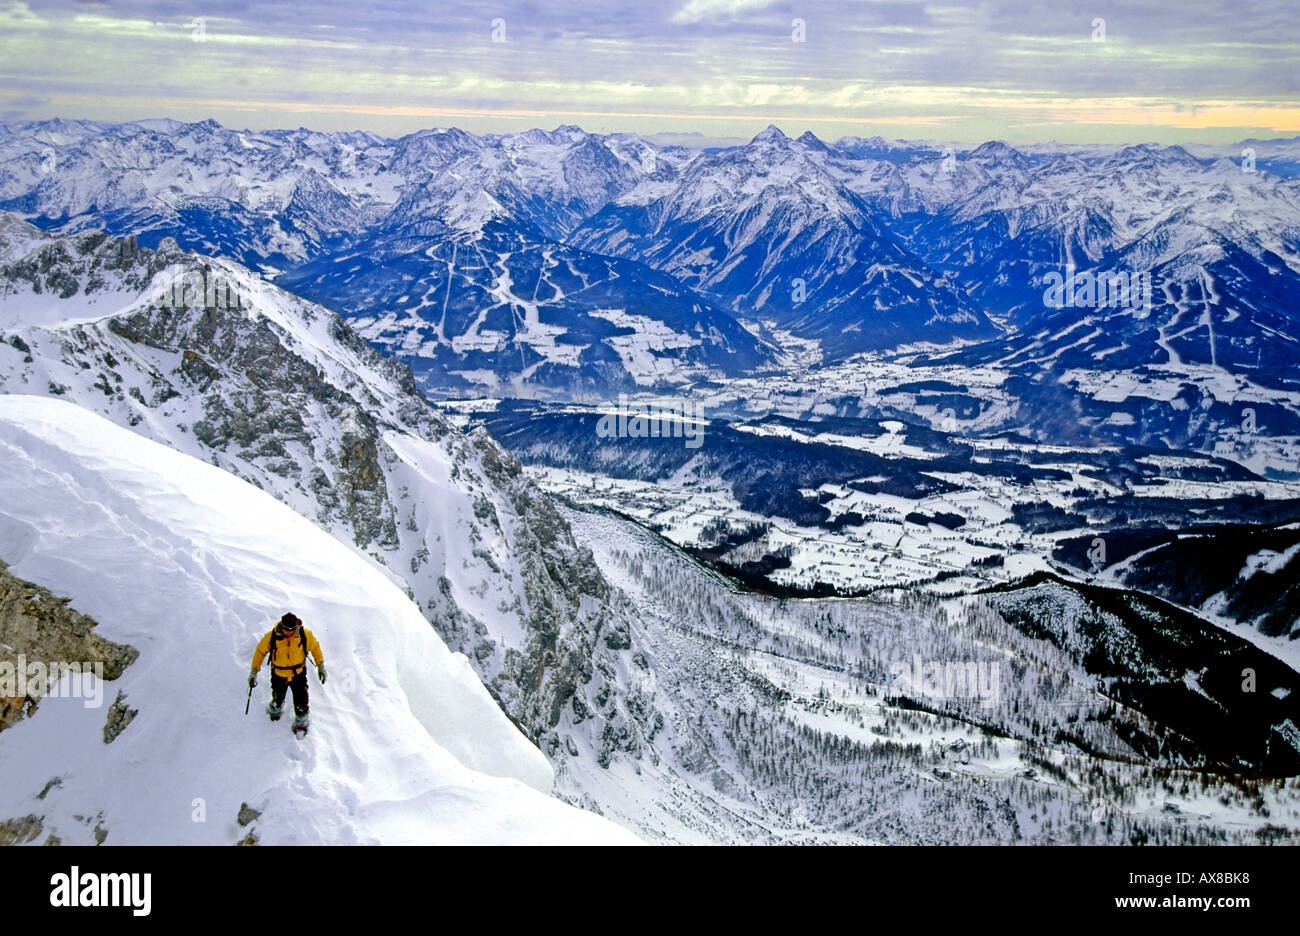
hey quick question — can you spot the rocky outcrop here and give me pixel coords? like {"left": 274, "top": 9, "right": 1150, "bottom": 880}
{"left": 0, "top": 814, "right": 42, "bottom": 845}
{"left": 2, "top": 229, "right": 169, "bottom": 299}
{"left": 102, "top": 691, "right": 138, "bottom": 744}
{"left": 0, "top": 559, "right": 138, "bottom": 734}
{"left": 447, "top": 429, "right": 647, "bottom": 764}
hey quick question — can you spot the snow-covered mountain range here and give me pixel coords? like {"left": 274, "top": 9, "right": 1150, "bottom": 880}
{"left": 3, "top": 117, "right": 1298, "bottom": 460}
{"left": 568, "top": 126, "right": 997, "bottom": 356}
{"left": 0, "top": 119, "right": 774, "bottom": 394}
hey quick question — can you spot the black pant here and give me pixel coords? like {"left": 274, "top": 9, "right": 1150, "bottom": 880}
{"left": 271, "top": 669, "right": 309, "bottom": 717}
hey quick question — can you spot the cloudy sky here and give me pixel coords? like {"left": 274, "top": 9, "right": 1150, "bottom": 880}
{"left": 1, "top": 0, "right": 1297, "bottom": 143}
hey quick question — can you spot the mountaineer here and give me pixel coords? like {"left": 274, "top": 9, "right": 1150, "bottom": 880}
{"left": 249, "top": 613, "right": 325, "bottom": 738}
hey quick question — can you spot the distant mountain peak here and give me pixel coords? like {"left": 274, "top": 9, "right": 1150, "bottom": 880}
{"left": 796, "top": 130, "right": 833, "bottom": 153}
{"left": 969, "top": 140, "right": 1026, "bottom": 163}
{"left": 1109, "top": 142, "right": 1204, "bottom": 170}
{"left": 751, "top": 124, "right": 790, "bottom": 145}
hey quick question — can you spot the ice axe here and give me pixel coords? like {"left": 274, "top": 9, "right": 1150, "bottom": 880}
{"left": 244, "top": 677, "right": 253, "bottom": 716}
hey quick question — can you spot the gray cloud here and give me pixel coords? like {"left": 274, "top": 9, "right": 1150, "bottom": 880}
{"left": 1, "top": 0, "right": 1296, "bottom": 141}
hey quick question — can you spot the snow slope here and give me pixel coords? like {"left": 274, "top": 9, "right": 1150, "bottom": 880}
{"left": 0, "top": 394, "right": 637, "bottom": 845}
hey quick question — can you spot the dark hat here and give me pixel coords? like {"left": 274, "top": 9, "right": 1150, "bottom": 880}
{"left": 278, "top": 612, "right": 301, "bottom": 630}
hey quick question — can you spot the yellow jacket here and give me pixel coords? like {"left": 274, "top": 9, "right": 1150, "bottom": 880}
{"left": 252, "top": 626, "right": 323, "bottom": 677}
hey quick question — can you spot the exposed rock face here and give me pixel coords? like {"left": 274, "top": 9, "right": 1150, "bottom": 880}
{"left": 1, "top": 229, "right": 163, "bottom": 299}
{"left": 0, "top": 559, "right": 138, "bottom": 734}
{"left": 106, "top": 295, "right": 406, "bottom": 552}
{"left": 0, "top": 814, "right": 42, "bottom": 845}
{"left": 460, "top": 429, "right": 641, "bottom": 763}
{"left": 102, "top": 691, "right": 138, "bottom": 744}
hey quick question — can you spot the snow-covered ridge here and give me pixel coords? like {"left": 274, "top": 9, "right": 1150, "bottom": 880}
{"left": 0, "top": 222, "right": 665, "bottom": 828}
{"left": 0, "top": 394, "right": 636, "bottom": 845}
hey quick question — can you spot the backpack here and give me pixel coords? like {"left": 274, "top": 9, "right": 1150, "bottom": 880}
{"left": 268, "top": 626, "right": 308, "bottom": 677}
